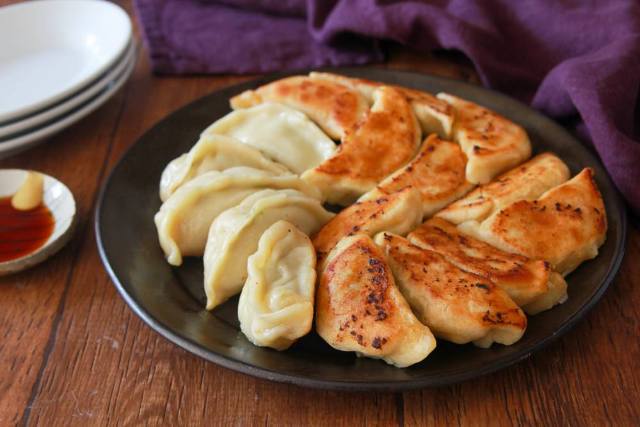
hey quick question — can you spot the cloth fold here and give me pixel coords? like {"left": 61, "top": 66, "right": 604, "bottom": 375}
{"left": 134, "top": 0, "right": 640, "bottom": 213}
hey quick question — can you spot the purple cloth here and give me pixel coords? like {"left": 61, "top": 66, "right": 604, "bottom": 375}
{"left": 134, "top": 0, "right": 640, "bottom": 213}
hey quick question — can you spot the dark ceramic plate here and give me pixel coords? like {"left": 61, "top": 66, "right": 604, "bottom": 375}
{"left": 96, "top": 68, "right": 627, "bottom": 391}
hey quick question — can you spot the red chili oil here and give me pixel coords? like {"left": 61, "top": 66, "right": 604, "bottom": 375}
{"left": 0, "top": 196, "right": 55, "bottom": 262}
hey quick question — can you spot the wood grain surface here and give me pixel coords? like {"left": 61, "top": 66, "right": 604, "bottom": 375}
{"left": 0, "top": 1, "right": 638, "bottom": 425}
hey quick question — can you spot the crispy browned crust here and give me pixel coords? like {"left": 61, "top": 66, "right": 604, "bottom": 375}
{"left": 437, "top": 93, "right": 531, "bottom": 184}
{"left": 229, "top": 75, "right": 368, "bottom": 140}
{"left": 437, "top": 153, "right": 570, "bottom": 224}
{"left": 309, "top": 72, "right": 454, "bottom": 138}
{"left": 315, "top": 234, "right": 435, "bottom": 367}
{"left": 363, "top": 134, "right": 475, "bottom": 217}
{"left": 408, "top": 217, "right": 559, "bottom": 308}
{"left": 302, "top": 86, "right": 421, "bottom": 205}
{"left": 460, "top": 168, "right": 607, "bottom": 275}
{"left": 312, "top": 187, "right": 423, "bottom": 268}
{"left": 376, "top": 233, "right": 527, "bottom": 347}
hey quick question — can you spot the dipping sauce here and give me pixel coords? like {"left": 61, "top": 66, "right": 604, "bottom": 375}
{"left": 0, "top": 196, "right": 54, "bottom": 262}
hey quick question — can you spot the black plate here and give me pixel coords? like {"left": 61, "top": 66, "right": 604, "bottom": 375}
{"left": 96, "top": 68, "right": 627, "bottom": 391}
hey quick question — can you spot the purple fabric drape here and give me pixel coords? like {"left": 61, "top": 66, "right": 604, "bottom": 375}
{"left": 134, "top": 0, "right": 640, "bottom": 213}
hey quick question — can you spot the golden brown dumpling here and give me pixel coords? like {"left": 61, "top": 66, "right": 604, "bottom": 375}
{"left": 309, "top": 72, "right": 454, "bottom": 138}
{"left": 302, "top": 86, "right": 421, "bottom": 205}
{"left": 437, "top": 93, "right": 531, "bottom": 184}
{"left": 312, "top": 187, "right": 423, "bottom": 268}
{"left": 408, "top": 218, "right": 567, "bottom": 314}
{"left": 459, "top": 168, "right": 607, "bottom": 276}
{"left": 437, "top": 153, "right": 570, "bottom": 225}
{"left": 360, "top": 134, "right": 475, "bottom": 218}
{"left": 316, "top": 234, "right": 436, "bottom": 367}
{"left": 375, "top": 232, "right": 527, "bottom": 348}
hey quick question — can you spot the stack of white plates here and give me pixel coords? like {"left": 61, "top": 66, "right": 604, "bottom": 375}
{"left": 0, "top": 0, "right": 134, "bottom": 158}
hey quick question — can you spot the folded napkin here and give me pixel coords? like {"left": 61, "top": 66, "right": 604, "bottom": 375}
{"left": 134, "top": 0, "right": 640, "bottom": 213}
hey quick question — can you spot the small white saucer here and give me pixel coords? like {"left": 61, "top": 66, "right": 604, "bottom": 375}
{"left": 0, "top": 169, "right": 77, "bottom": 275}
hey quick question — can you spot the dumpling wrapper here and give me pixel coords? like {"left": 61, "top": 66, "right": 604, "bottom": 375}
{"left": 159, "top": 134, "right": 289, "bottom": 202}
{"left": 408, "top": 218, "right": 567, "bottom": 314}
{"left": 229, "top": 76, "right": 368, "bottom": 140}
{"left": 302, "top": 86, "right": 421, "bottom": 205}
{"left": 360, "top": 134, "right": 475, "bottom": 218}
{"left": 437, "top": 152, "right": 570, "bottom": 225}
{"left": 201, "top": 102, "right": 337, "bottom": 174}
{"left": 316, "top": 234, "right": 436, "bottom": 367}
{"left": 238, "top": 220, "right": 315, "bottom": 350}
{"left": 375, "top": 232, "right": 527, "bottom": 348}
{"left": 437, "top": 93, "right": 532, "bottom": 184}
{"left": 309, "top": 72, "right": 454, "bottom": 138}
{"left": 312, "top": 187, "right": 423, "bottom": 269}
{"left": 459, "top": 168, "right": 607, "bottom": 276}
{"left": 154, "top": 167, "right": 321, "bottom": 266}
{"left": 204, "top": 189, "right": 334, "bottom": 310}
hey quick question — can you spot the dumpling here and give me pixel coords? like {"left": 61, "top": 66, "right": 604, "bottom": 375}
{"left": 229, "top": 76, "right": 368, "bottom": 140}
{"left": 302, "top": 86, "right": 421, "bottom": 205}
{"left": 201, "top": 103, "right": 337, "bottom": 174}
{"left": 459, "top": 168, "right": 607, "bottom": 276}
{"left": 360, "top": 134, "right": 475, "bottom": 218}
{"left": 316, "top": 234, "right": 436, "bottom": 367}
{"left": 159, "top": 134, "right": 289, "bottom": 201}
{"left": 204, "top": 189, "right": 334, "bottom": 310}
{"left": 238, "top": 221, "right": 315, "bottom": 350}
{"left": 312, "top": 187, "right": 423, "bottom": 268}
{"left": 408, "top": 218, "right": 567, "bottom": 314}
{"left": 437, "top": 153, "right": 570, "bottom": 225}
{"left": 154, "top": 167, "right": 321, "bottom": 266}
{"left": 437, "top": 93, "right": 532, "bottom": 184}
{"left": 309, "top": 72, "right": 454, "bottom": 138}
{"left": 375, "top": 232, "right": 527, "bottom": 348}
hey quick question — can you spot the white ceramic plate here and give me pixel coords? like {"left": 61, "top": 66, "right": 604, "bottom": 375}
{"left": 0, "top": 169, "right": 76, "bottom": 275}
{"left": 0, "top": 41, "right": 135, "bottom": 139}
{"left": 0, "top": 44, "right": 136, "bottom": 158}
{"left": 0, "top": 0, "right": 131, "bottom": 123}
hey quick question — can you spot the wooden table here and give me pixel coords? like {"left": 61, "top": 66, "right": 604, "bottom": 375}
{"left": 1, "top": 1, "right": 639, "bottom": 425}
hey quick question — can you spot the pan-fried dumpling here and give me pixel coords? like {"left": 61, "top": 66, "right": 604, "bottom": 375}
{"left": 159, "top": 134, "right": 289, "bottom": 201}
{"left": 312, "top": 187, "right": 423, "bottom": 268}
{"left": 202, "top": 103, "right": 337, "bottom": 174}
{"left": 316, "top": 234, "right": 436, "bottom": 367}
{"left": 204, "top": 189, "right": 334, "bottom": 310}
{"left": 437, "top": 93, "right": 532, "bottom": 184}
{"left": 302, "top": 86, "right": 421, "bottom": 205}
{"left": 309, "top": 72, "right": 454, "bottom": 138}
{"left": 154, "top": 168, "right": 321, "bottom": 266}
{"left": 375, "top": 232, "right": 527, "bottom": 348}
{"left": 459, "top": 168, "right": 607, "bottom": 276}
{"left": 437, "top": 153, "right": 570, "bottom": 224}
{"left": 229, "top": 76, "right": 368, "bottom": 140}
{"left": 408, "top": 218, "right": 567, "bottom": 314}
{"left": 238, "top": 221, "right": 315, "bottom": 350}
{"left": 360, "top": 134, "right": 475, "bottom": 218}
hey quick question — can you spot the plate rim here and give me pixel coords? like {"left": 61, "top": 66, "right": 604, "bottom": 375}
{"left": 0, "top": 40, "right": 136, "bottom": 139}
{"left": 0, "top": 43, "right": 137, "bottom": 157}
{"left": 95, "top": 68, "right": 628, "bottom": 391}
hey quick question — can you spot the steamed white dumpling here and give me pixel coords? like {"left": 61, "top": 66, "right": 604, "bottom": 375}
{"left": 202, "top": 102, "right": 337, "bottom": 174}
{"left": 154, "top": 167, "right": 321, "bottom": 266}
{"left": 159, "top": 134, "right": 289, "bottom": 201}
{"left": 204, "top": 189, "right": 334, "bottom": 310}
{"left": 238, "top": 220, "right": 315, "bottom": 350}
